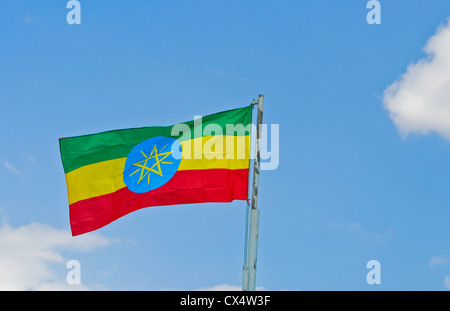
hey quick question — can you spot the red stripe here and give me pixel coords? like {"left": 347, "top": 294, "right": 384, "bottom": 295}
{"left": 69, "top": 168, "right": 249, "bottom": 236}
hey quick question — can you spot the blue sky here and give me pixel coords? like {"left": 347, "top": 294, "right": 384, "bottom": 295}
{"left": 1, "top": 0, "right": 450, "bottom": 290}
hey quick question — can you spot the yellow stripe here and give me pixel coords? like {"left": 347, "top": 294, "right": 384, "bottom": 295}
{"left": 179, "top": 135, "right": 250, "bottom": 169}
{"left": 66, "top": 135, "right": 250, "bottom": 205}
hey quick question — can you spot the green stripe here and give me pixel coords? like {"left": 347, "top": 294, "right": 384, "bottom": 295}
{"left": 60, "top": 105, "right": 253, "bottom": 173}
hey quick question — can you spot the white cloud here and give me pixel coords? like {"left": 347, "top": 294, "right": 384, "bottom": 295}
{"left": 383, "top": 18, "right": 450, "bottom": 140}
{"left": 22, "top": 12, "right": 35, "bottom": 24}
{"left": 445, "top": 275, "right": 450, "bottom": 290}
{"left": 329, "top": 222, "right": 368, "bottom": 237}
{"left": 430, "top": 256, "right": 450, "bottom": 268}
{"left": 21, "top": 153, "right": 36, "bottom": 166}
{"left": 2, "top": 160, "right": 22, "bottom": 176}
{"left": 0, "top": 222, "right": 112, "bottom": 291}
{"left": 1, "top": 154, "right": 36, "bottom": 177}
{"left": 329, "top": 222, "right": 392, "bottom": 242}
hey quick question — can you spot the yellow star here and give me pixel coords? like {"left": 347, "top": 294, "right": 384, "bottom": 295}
{"left": 128, "top": 144, "right": 173, "bottom": 185}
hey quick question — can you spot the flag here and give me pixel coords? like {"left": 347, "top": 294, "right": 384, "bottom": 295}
{"left": 60, "top": 105, "right": 252, "bottom": 235}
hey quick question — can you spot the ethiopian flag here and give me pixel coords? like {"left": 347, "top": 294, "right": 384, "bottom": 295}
{"left": 60, "top": 105, "right": 252, "bottom": 236}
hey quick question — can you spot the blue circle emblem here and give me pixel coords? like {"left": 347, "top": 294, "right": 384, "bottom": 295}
{"left": 123, "top": 136, "right": 182, "bottom": 193}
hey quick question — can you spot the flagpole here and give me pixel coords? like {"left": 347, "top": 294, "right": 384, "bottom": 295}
{"left": 243, "top": 94, "right": 264, "bottom": 291}
{"left": 241, "top": 201, "right": 250, "bottom": 291}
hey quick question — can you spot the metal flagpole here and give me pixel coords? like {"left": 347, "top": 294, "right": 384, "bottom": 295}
{"left": 241, "top": 201, "right": 250, "bottom": 291}
{"left": 242, "top": 94, "right": 264, "bottom": 291}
